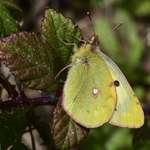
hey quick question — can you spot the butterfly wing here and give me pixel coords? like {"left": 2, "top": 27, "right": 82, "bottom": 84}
{"left": 62, "top": 49, "right": 116, "bottom": 128}
{"left": 98, "top": 52, "right": 144, "bottom": 128}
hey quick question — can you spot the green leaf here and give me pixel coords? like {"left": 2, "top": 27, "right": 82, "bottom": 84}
{"left": 0, "top": 0, "right": 22, "bottom": 37}
{"left": 0, "top": 122, "right": 16, "bottom": 149}
{"left": 41, "top": 9, "right": 82, "bottom": 65}
{"left": 51, "top": 101, "right": 89, "bottom": 150}
{"left": 0, "top": 32, "right": 60, "bottom": 92}
{"left": 1, "top": 0, "right": 22, "bottom": 12}
{"left": 0, "top": 107, "right": 31, "bottom": 149}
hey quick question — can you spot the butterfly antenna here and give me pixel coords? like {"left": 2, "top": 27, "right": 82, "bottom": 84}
{"left": 87, "top": 12, "right": 96, "bottom": 35}
{"left": 87, "top": 12, "right": 100, "bottom": 45}
{"left": 99, "top": 22, "right": 123, "bottom": 41}
{"left": 81, "top": 33, "right": 91, "bottom": 43}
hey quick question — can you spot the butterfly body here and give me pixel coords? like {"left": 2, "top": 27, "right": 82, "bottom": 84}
{"left": 62, "top": 35, "right": 144, "bottom": 128}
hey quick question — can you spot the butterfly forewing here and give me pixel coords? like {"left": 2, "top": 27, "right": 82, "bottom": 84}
{"left": 98, "top": 51, "right": 144, "bottom": 128}
{"left": 62, "top": 45, "right": 117, "bottom": 128}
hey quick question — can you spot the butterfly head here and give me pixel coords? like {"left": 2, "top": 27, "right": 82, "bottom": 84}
{"left": 90, "top": 34, "right": 100, "bottom": 52}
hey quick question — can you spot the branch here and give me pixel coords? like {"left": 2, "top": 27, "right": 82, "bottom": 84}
{"left": 0, "top": 91, "right": 60, "bottom": 110}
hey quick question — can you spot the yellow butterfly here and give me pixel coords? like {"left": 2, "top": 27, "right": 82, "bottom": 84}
{"left": 61, "top": 33, "right": 144, "bottom": 128}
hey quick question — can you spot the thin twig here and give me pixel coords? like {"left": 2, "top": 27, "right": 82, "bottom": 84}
{"left": 0, "top": 92, "right": 60, "bottom": 110}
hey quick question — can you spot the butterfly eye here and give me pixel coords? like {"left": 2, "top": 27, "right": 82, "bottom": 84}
{"left": 114, "top": 80, "right": 120, "bottom": 87}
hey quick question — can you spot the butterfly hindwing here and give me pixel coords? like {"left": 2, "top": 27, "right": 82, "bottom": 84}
{"left": 98, "top": 52, "right": 144, "bottom": 128}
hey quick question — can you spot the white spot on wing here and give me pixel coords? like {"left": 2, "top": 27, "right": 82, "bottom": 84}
{"left": 93, "top": 88, "right": 98, "bottom": 95}
{"left": 92, "top": 88, "right": 100, "bottom": 99}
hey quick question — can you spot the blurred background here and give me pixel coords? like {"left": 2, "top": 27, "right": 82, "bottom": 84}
{"left": 14, "top": 0, "right": 150, "bottom": 149}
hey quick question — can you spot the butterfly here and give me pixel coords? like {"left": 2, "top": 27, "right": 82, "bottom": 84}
{"left": 61, "top": 28, "right": 144, "bottom": 128}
